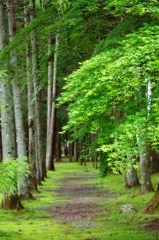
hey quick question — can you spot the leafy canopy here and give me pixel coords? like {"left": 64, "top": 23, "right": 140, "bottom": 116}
{"left": 58, "top": 22, "right": 159, "bottom": 172}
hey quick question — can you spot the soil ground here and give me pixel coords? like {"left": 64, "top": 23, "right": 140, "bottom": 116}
{"left": 47, "top": 173, "right": 116, "bottom": 226}
{"left": 39, "top": 170, "right": 116, "bottom": 235}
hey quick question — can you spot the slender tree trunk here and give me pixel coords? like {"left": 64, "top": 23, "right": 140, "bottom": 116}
{"left": 0, "top": 2, "right": 15, "bottom": 159}
{"left": 0, "top": 0, "right": 5, "bottom": 51}
{"left": 0, "top": 128, "right": 2, "bottom": 162}
{"left": 7, "top": 0, "right": 32, "bottom": 200}
{"left": 74, "top": 140, "right": 78, "bottom": 162}
{"left": 30, "top": 4, "right": 45, "bottom": 181}
{"left": 64, "top": 133, "right": 68, "bottom": 157}
{"left": 1, "top": 80, "right": 15, "bottom": 159}
{"left": 24, "top": 2, "right": 38, "bottom": 192}
{"left": 56, "top": 124, "right": 61, "bottom": 162}
{"left": 68, "top": 132, "right": 73, "bottom": 162}
{"left": 80, "top": 136, "right": 86, "bottom": 166}
{"left": 46, "top": 33, "right": 60, "bottom": 170}
{"left": 95, "top": 154, "right": 98, "bottom": 169}
{"left": 46, "top": 36, "right": 53, "bottom": 147}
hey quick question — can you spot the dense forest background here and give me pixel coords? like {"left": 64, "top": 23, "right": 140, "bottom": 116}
{"left": 1, "top": 0, "right": 159, "bottom": 212}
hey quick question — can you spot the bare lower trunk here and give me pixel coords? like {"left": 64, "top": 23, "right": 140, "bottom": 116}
{"left": 148, "top": 147, "right": 159, "bottom": 174}
{"left": 144, "top": 184, "right": 159, "bottom": 214}
{"left": 125, "top": 166, "right": 140, "bottom": 188}
{"left": 125, "top": 154, "right": 140, "bottom": 188}
{"left": 138, "top": 131, "right": 154, "bottom": 193}
{"left": 1, "top": 194, "right": 24, "bottom": 211}
{"left": 13, "top": 85, "right": 32, "bottom": 199}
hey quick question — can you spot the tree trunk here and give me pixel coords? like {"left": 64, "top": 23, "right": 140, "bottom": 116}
{"left": 0, "top": 0, "right": 5, "bottom": 51}
{"left": 1, "top": 79, "right": 16, "bottom": 159}
{"left": 1, "top": 194, "right": 24, "bottom": 211}
{"left": 68, "top": 132, "right": 73, "bottom": 162}
{"left": 73, "top": 140, "right": 78, "bottom": 162}
{"left": 64, "top": 133, "right": 68, "bottom": 157}
{"left": 46, "top": 33, "right": 60, "bottom": 170}
{"left": 148, "top": 147, "right": 159, "bottom": 174}
{"left": 125, "top": 166, "right": 140, "bottom": 188}
{"left": 144, "top": 185, "right": 159, "bottom": 214}
{"left": 138, "top": 131, "right": 154, "bottom": 193}
{"left": 30, "top": 4, "right": 45, "bottom": 181}
{"left": 0, "top": 0, "right": 24, "bottom": 209}
{"left": 0, "top": 1, "right": 15, "bottom": 160}
{"left": 7, "top": 0, "right": 32, "bottom": 200}
{"left": 56, "top": 127, "right": 61, "bottom": 162}
{"left": 24, "top": 2, "right": 38, "bottom": 192}
{"left": 125, "top": 153, "right": 140, "bottom": 188}
{"left": 46, "top": 36, "right": 53, "bottom": 151}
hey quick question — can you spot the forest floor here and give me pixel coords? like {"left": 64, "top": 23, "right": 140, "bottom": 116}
{"left": 1, "top": 162, "right": 159, "bottom": 239}
{"left": 43, "top": 170, "right": 117, "bottom": 228}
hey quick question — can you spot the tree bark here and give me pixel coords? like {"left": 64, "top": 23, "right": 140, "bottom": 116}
{"left": 144, "top": 184, "right": 159, "bottom": 214}
{"left": 1, "top": 194, "right": 24, "bottom": 211}
{"left": 46, "top": 36, "right": 53, "bottom": 149}
{"left": 46, "top": 33, "right": 60, "bottom": 170}
{"left": 0, "top": 8, "right": 15, "bottom": 160}
{"left": 68, "top": 132, "right": 73, "bottom": 162}
{"left": 24, "top": 2, "right": 38, "bottom": 192}
{"left": 56, "top": 125, "right": 61, "bottom": 162}
{"left": 138, "top": 131, "right": 154, "bottom": 193}
{"left": 148, "top": 147, "right": 159, "bottom": 174}
{"left": 73, "top": 140, "right": 79, "bottom": 162}
{"left": 125, "top": 166, "right": 140, "bottom": 188}
{"left": 0, "top": 0, "right": 24, "bottom": 209}
{"left": 30, "top": 3, "right": 45, "bottom": 181}
{"left": 7, "top": 0, "right": 32, "bottom": 200}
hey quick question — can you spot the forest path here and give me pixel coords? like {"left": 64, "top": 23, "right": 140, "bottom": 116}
{"left": 50, "top": 170, "right": 114, "bottom": 224}
{"left": 40, "top": 162, "right": 117, "bottom": 240}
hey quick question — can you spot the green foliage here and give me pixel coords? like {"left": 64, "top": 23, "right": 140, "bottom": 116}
{"left": 0, "top": 157, "right": 30, "bottom": 197}
{"left": 105, "top": 0, "right": 159, "bottom": 19}
{"left": 58, "top": 21, "right": 159, "bottom": 175}
{"left": 93, "top": 16, "right": 142, "bottom": 56}
{"left": 0, "top": 71, "right": 7, "bottom": 77}
{"left": 99, "top": 152, "right": 111, "bottom": 177}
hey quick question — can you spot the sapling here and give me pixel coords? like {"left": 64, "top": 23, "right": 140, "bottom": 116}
{"left": 0, "top": 156, "right": 30, "bottom": 210}
{"left": 0, "top": 156, "right": 30, "bottom": 197}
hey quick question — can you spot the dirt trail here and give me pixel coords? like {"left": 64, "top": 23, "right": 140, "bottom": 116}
{"left": 46, "top": 170, "right": 116, "bottom": 228}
